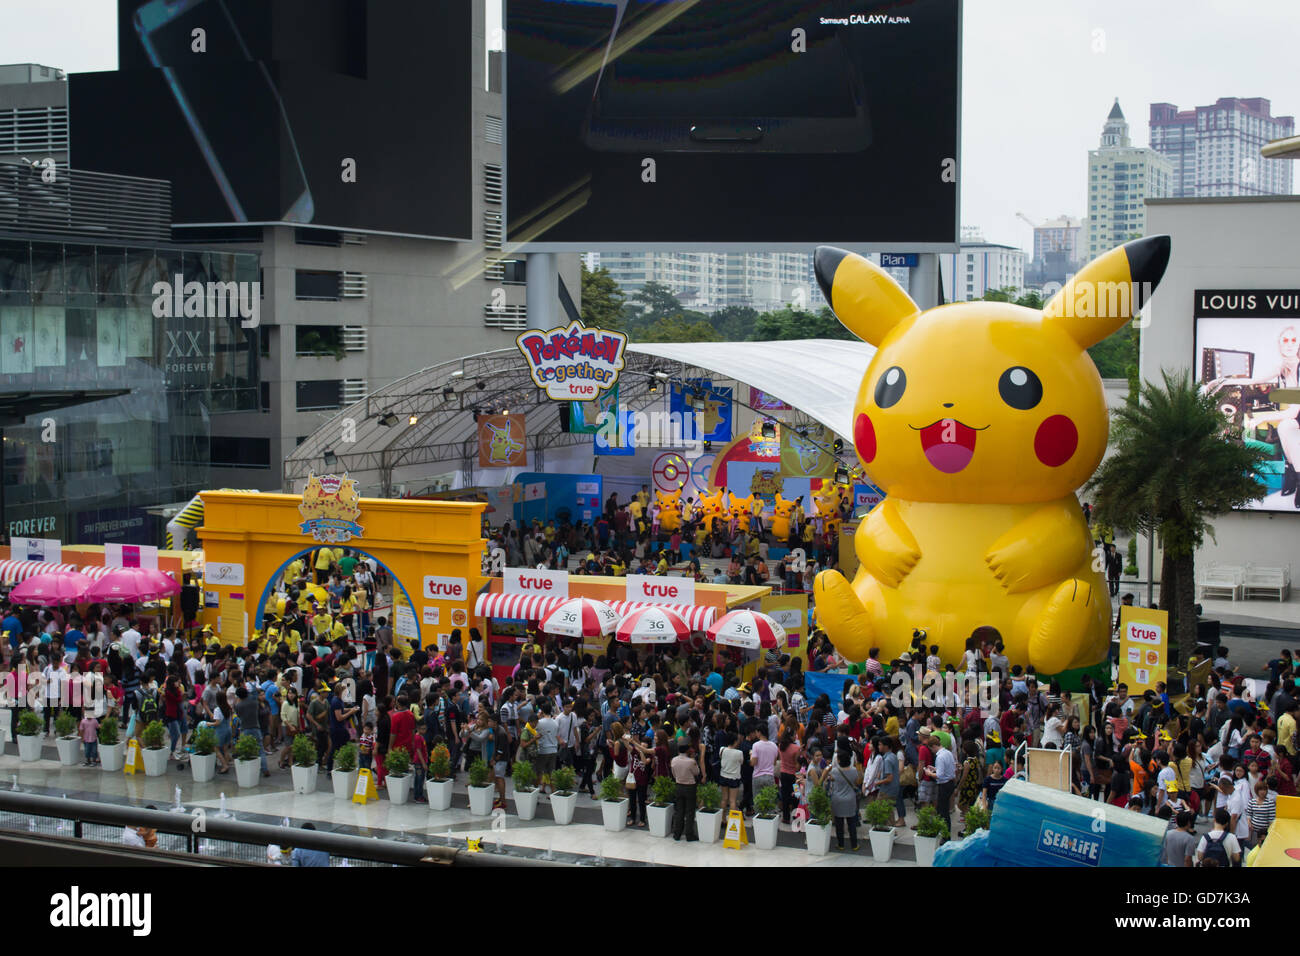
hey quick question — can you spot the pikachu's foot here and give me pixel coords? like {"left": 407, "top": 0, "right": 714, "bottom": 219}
{"left": 1028, "top": 578, "right": 1098, "bottom": 674}
{"left": 813, "top": 569, "right": 874, "bottom": 661}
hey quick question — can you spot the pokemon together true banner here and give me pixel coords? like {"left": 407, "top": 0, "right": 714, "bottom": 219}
{"left": 478, "top": 414, "right": 527, "bottom": 468}
{"left": 671, "top": 380, "right": 732, "bottom": 442}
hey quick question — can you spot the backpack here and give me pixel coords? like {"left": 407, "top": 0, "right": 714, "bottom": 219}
{"left": 1199, "top": 831, "right": 1232, "bottom": 867}
{"left": 139, "top": 690, "right": 159, "bottom": 726}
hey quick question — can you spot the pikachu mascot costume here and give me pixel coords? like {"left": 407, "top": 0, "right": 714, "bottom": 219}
{"left": 697, "top": 488, "right": 729, "bottom": 532}
{"left": 812, "top": 236, "right": 1170, "bottom": 676}
{"left": 771, "top": 493, "right": 801, "bottom": 541}
{"left": 729, "top": 493, "right": 757, "bottom": 533}
{"left": 655, "top": 488, "right": 683, "bottom": 533}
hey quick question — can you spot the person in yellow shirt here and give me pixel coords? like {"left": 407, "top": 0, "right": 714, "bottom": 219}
{"left": 330, "top": 616, "right": 349, "bottom": 645}
{"left": 312, "top": 612, "right": 333, "bottom": 640}
{"left": 1279, "top": 702, "right": 1298, "bottom": 760}
{"left": 285, "top": 558, "right": 304, "bottom": 587}
{"left": 693, "top": 524, "right": 708, "bottom": 549}
{"left": 314, "top": 547, "right": 335, "bottom": 584}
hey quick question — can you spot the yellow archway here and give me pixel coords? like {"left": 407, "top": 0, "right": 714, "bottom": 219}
{"left": 197, "top": 488, "right": 486, "bottom": 648}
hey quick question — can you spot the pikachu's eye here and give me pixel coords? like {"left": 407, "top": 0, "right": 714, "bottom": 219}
{"left": 998, "top": 366, "right": 1043, "bottom": 410}
{"left": 874, "top": 366, "right": 906, "bottom": 408}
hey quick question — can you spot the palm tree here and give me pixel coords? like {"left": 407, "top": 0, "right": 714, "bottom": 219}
{"left": 1087, "top": 369, "right": 1266, "bottom": 661}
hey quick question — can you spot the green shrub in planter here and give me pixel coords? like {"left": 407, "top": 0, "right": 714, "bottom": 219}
{"left": 916, "top": 805, "right": 950, "bottom": 840}
{"left": 141, "top": 720, "right": 167, "bottom": 750}
{"left": 430, "top": 743, "right": 451, "bottom": 781}
{"left": 697, "top": 781, "right": 722, "bottom": 812}
{"left": 333, "top": 742, "right": 357, "bottom": 772}
{"left": 651, "top": 775, "right": 676, "bottom": 807}
{"left": 550, "top": 765, "right": 575, "bottom": 795}
{"left": 385, "top": 746, "right": 411, "bottom": 777}
{"left": 600, "top": 773, "right": 625, "bottom": 802}
{"left": 512, "top": 759, "right": 537, "bottom": 792}
{"left": 191, "top": 725, "right": 216, "bottom": 756}
{"left": 292, "top": 733, "right": 318, "bottom": 768}
{"left": 808, "top": 786, "right": 833, "bottom": 827}
{"left": 467, "top": 757, "right": 490, "bottom": 788}
{"left": 233, "top": 733, "right": 261, "bottom": 761}
{"left": 17, "top": 711, "right": 42, "bottom": 737}
{"left": 54, "top": 711, "right": 76, "bottom": 738}
{"left": 753, "top": 784, "right": 780, "bottom": 818}
{"left": 963, "top": 805, "right": 991, "bottom": 836}
{"left": 97, "top": 718, "right": 120, "bottom": 746}
{"left": 863, "top": 797, "right": 894, "bottom": 831}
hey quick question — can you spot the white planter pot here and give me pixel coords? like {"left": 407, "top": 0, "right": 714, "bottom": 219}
{"left": 56, "top": 737, "right": 81, "bottom": 767}
{"left": 99, "top": 741, "right": 125, "bottom": 772}
{"left": 142, "top": 746, "right": 169, "bottom": 777}
{"left": 915, "top": 833, "right": 939, "bottom": 867}
{"left": 754, "top": 814, "right": 781, "bottom": 850}
{"left": 468, "top": 784, "right": 494, "bottom": 816}
{"left": 190, "top": 752, "right": 216, "bottom": 783}
{"left": 869, "top": 827, "right": 896, "bottom": 863}
{"left": 805, "top": 821, "right": 832, "bottom": 856}
{"left": 696, "top": 809, "right": 723, "bottom": 844}
{"left": 332, "top": 768, "right": 359, "bottom": 800}
{"left": 647, "top": 803, "right": 674, "bottom": 838}
{"left": 235, "top": 757, "right": 261, "bottom": 788}
{"left": 515, "top": 787, "right": 539, "bottom": 820}
{"left": 292, "top": 763, "right": 319, "bottom": 795}
{"left": 601, "top": 798, "right": 629, "bottom": 832}
{"left": 17, "top": 734, "right": 42, "bottom": 762}
{"left": 388, "top": 773, "right": 412, "bottom": 805}
{"left": 551, "top": 790, "right": 577, "bottom": 825}
{"left": 428, "top": 778, "right": 453, "bottom": 811}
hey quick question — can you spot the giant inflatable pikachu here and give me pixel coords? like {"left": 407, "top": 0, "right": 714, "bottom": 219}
{"left": 813, "top": 236, "right": 1170, "bottom": 676}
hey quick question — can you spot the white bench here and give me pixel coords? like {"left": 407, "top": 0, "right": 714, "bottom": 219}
{"left": 1197, "top": 564, "right": 1244, "bottom": 601}
{"left": 1243, "top": 564, "right": 1290, "bottom": 601}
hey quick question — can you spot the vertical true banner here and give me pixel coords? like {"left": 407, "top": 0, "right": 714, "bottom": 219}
{"left": 1117, "top": 605, "right": 1169, "bottom": 696}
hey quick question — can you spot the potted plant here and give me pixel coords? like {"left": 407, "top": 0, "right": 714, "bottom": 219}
{"left": 291, "top": 734, "right": 319, "bottom": 794}
{"left": 467, "top": 757, "right": 493, "bottom": 815}
{"left": 233, "top": 732, "right": 262, "bottom": 788}
{"left": 54, "top": 712, "right": 81, "bottom": 767}
{"left": 385, "top": 746, "right": 412, "bottom": 804}
{"left": 140, "top": 720, "right": 169, "bottom": 777}
{"left": 189, "top": 726, "right": 217, "bottom": 783}
{"left": 549, "top": 765, "right": 578, "bottom": 825}
{"left": 647, "top": 775, "right": 676, "bottom": 838}
{"left": 16, "top": 711, "right": 43, "bottom": 762}
{"left": 98, "top": 718, "right": 125, "bottom": 772}
{"left": 863, "top": 797, "right": 897, "bottom": 862}
{"left": 331, "top": 742, "right": 358, "bottom": 799}
{"left": 599, "top": 772, "right": 629, "bottom": 832}
{"left": 511, "top": 760, "right": 540, "bottom": 820}
{"left": 805, "top": 785, "right": 833, "bottom": 856}
{"left": 914, "top": 805, "right": 949, "bottom": 867}
{"left": 752, "top": 784, "right": 781, "bottom": 850}
{"left": 962, "top": 805, "right": 991, "bottom": 837}
{"left": 428, "top": 744, "right": 453, "bottom": 811}
{"left": 695, "top": 781, "right": 724, "bottom": 845}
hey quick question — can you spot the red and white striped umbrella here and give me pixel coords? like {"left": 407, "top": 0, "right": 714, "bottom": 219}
{"left": 540, "top": 597, "right": 619, "bottom": 638}
{"left": 706, "top": 609, "right": 784, "bottom": 650}
{"left": 615, "top": 605, "right": 689, "bottom": 645}
{"left": 9, "top": 571, "right": 92, "bottom": 607}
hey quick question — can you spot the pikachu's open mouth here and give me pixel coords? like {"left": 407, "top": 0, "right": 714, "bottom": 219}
{"left": 912, "top": 419, "right": 984, "bottom": 474}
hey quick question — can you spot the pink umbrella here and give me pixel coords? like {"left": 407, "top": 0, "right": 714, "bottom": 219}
{"left": 540, "top": 597, "right": 619, "bottom": 638}
{"left": 8, "top": 571, "right": 92, "bottom": 607}
{"left": 84, "top": 567, "right": 180, "bottom": 603}
{"left": 615, "top": 605, "right": 689, "bottom": 645}
{"left": 706, "top": 609, "right": 784, "bottom": 650}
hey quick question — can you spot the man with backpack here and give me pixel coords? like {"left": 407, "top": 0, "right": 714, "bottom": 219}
{"left": 1196, "top": 807, "right": 1241, "bottom": 866}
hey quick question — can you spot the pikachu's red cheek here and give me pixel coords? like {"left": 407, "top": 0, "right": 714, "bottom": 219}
{"left": 855, "top": 412, "right": 876, "bottom": 464}
{"left": 1034, "top": 414, "right": 1078, "bottom": 467}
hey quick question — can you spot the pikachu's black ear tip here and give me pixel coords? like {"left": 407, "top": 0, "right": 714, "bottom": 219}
{"left": 814, "top": 246, "right": 851, "bottom": 306}
{"left": 1124, "top": 235, "right": 1170, "bottom": 297}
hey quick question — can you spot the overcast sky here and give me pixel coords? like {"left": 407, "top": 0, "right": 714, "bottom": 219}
{"left": 3, "top": 0, "right": 1296, "bottom": 254}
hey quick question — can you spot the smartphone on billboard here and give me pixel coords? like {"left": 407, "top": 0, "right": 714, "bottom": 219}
{"left": 133, "top": 0, "right": 314, "bottom": 223}
{"left": 581, "top": 0, "right": 870, "bottom": 154}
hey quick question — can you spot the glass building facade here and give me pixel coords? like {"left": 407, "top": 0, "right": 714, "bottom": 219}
{"left": 0, "top": 238, "right": 259, "bottom": 545}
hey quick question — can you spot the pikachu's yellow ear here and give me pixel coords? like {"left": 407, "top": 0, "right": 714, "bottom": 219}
{"left": 1044, "top": 235, "right": 1170, "bottom": 348}
{"left": 815, "top": 246, "right": 919, "bottom": 346}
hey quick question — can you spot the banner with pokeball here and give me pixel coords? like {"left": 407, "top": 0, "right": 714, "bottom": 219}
{"left": 1117, "top": 605, "right": 1168, "bottom": 696}
{"left": 652, "top": 452, "right": 690, "bottom": 493}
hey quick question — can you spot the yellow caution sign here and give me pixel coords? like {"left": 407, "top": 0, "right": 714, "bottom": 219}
{"left": 352, "top": 767, "right": 379, "bottom": 803}
{"left": 124, "top": 740, "right": 145, "bottom": 775}
{"left": 723, "top": 809, "right": 748, "bottom": 849}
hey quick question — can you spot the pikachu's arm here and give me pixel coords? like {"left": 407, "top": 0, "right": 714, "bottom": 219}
{"left": 855, "top": 498, "right": 921, "bottom": 589}
{"left": 984, "top": 503, "right": 1091, "bottom": 594}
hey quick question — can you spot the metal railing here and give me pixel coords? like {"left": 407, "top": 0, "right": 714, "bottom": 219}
{"left": 0, "top": 164, "right": 170, "bottom": 243}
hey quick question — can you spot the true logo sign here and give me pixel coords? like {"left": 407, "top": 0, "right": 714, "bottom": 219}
{"left": 1127, "top": 624, "right": 1162, "bottom": 646}
{"left": 423, "top": 576, "right": 467, "bottom": 600}
{"left": 516, "top": 319, "right": 627, "bottom": 401}
{"left": 503, "top": 567, "right": 569, "bottom": 597}
{"left": 627, "top": 574, "right": 694, "bottom": 605}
